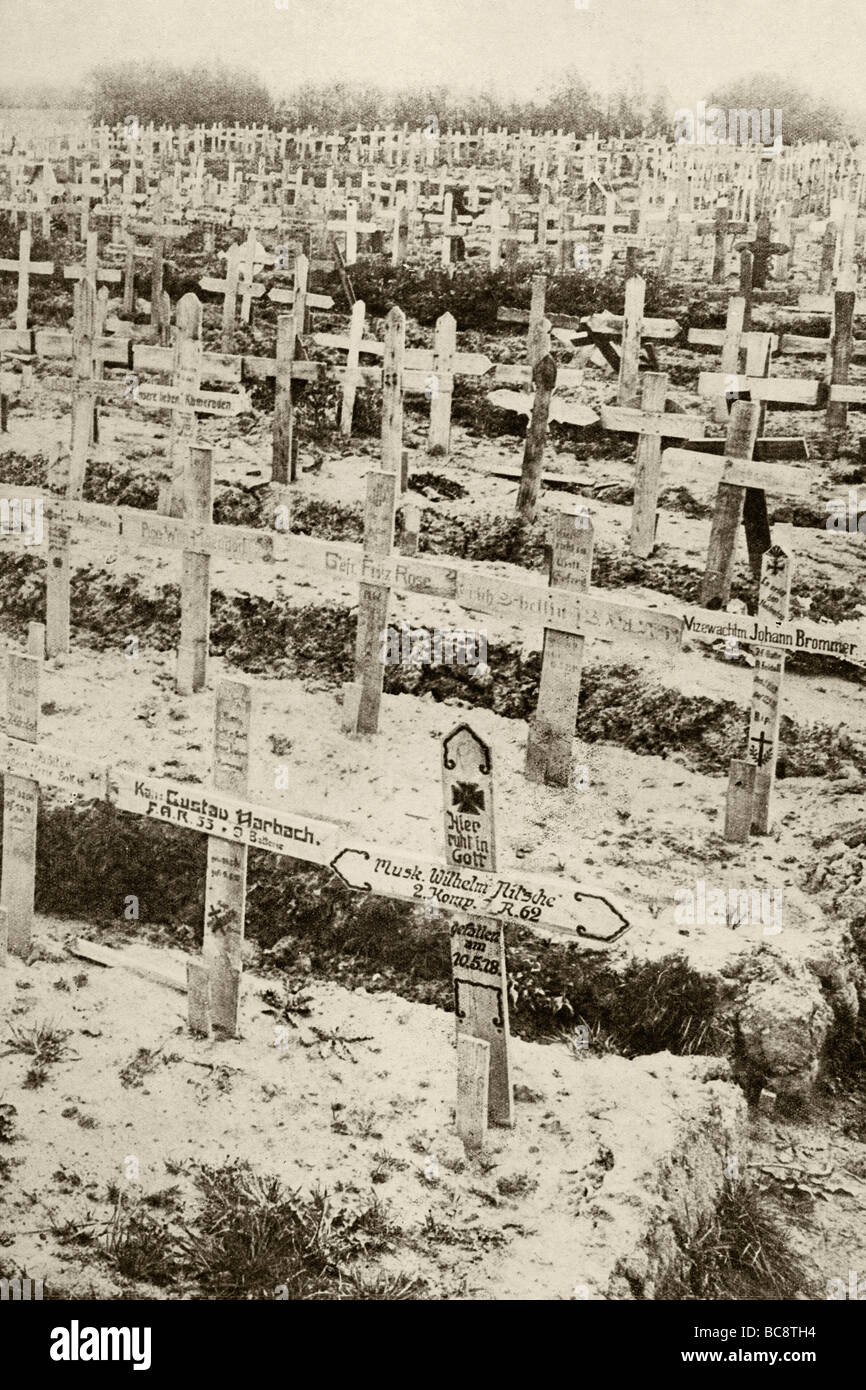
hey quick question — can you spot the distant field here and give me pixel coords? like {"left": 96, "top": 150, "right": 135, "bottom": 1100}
{"left": 0, "top": 105, "right": 90, "bottom": 140}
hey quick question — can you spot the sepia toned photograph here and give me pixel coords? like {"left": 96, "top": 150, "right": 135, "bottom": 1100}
{"left": 0, "top": 0, "right": 864, "bottom": 1347}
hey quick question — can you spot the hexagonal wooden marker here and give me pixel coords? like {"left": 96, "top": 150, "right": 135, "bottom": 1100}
{"left": 441, "top": 723, "right": 513, "bottom": 1137}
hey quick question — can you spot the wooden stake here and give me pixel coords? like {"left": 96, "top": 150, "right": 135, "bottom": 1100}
{"left": 1, "top": 624, "right": 43, "bottom": 956}
{"left": 617, "top": 274, "right": 644, "bottom": 406}
{"left": 202, "top": 679, "right": 251, "bottom": 1034}
{"left": 456, "top": 1036, "right": 490, "bottom": 1152}
{"left": 69, "top": 277, "right": 96, "bottom": 499}
{"left": 528, "top": 274, "right": 547, "bottom": 365}
{"left": 186, "top": 960, "right": 213, "bottom": 1038}
{"left": 272, "top": 311, "right": 298, "bottom": 486}
{"left": 177, "top": 445, "right": 213, "bottom": 695}
{"left": 724, "top": 758, "right": 757, "bottom": 843}
{"left": 220, "top": 242, "right": 241, "bottom": 353}
{"left": 818, "top": 222, "right": 836, "bottom": 296}
{"left": 747, "top": 539, "right": 792, "bottom": 834}
{"left": 739, "top": 249, "right": 753, "bottom": 331}
{"left": 350, "top": 471, "right": 397, "bottom": 735}
{"left": 526, "top": 510, "right": 593, "bottom": 786}
{"left": 166, "top": 292, "right": 202, "bottom": 517}
{"left": 516, "top": 354, "right": 557, "bottom": 522}
{"left": 715, "top": 296, "right": 746, "bottom": 425}
{"left": 340, "top": 299, "right": 365, "bottom": 437}
{"left": 428, "top": 311, "right": 455, "bottom": 456}
{"left": 700, "top": 401, "right": 761, "bottom": 609}
{"left": 827, "top": 289, "right": 855, "bottom": 434}
{"left": 381, "top": 306, "right": 405, "bottom": 478}
{"left": 46, "top": 451, "right": 71, "bottom": 658}
{"left": 712, "top": 200, "right": 729, "bottom": 284}
{"left": 630, "top": 372, "right": 668, "bottom": 557}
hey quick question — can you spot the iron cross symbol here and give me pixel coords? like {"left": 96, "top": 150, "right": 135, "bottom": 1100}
{"left": 766, "top": 549, "right": 786, "bottom": 576}
{"left": 452, "top": 782, "right": 485, "bottom": 815}
{"left": 750, "top": 730, "right": 769, "bottom": 766}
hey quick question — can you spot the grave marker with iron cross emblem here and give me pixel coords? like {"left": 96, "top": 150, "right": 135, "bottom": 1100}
{"left": 744, "top": 536, "right": 792, "bottom": 836}
{"left": 441, "top": 723, "right": 513, "bottom": 1141}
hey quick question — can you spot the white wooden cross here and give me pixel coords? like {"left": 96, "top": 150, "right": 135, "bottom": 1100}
{"left": 62, "top": 229, "right": 122, "bottom": 291}
{"left": 129, "top": 196, "right": 187, "bottom": 328}
{"left": 0, "top": 228, "right": 54, "bottom": 336}
{"left": 326, "top": 201, "right": 379, "bottom": 266}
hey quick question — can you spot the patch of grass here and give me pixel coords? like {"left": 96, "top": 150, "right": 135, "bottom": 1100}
{"left": 178, "top": 1159, "right": 412, "bottom": 1300}
{"left": 5, "top": 1020, "right": 73, "bottom": 1066}
{"left": 104, "top": 1195, "right": 178, "bottom": 1287}
{"left": 496, "top": 1172, "right": 538, "bottom": 1199}
{"left": 23, "top": 1063, "right": 50, "bottom": 1089}
{"left": 656, "top": 1177, "right": 808, "bottom": 1300}
{"left": 119, "top": 1044, "right": 182, "bottom": 1089}
{"left": 259, "top": 978, "right": 314, "bottom": 1028}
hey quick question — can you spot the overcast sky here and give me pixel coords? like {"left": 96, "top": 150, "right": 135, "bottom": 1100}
{"left": 3, "top": 0, "right": 863, "bottom": 110}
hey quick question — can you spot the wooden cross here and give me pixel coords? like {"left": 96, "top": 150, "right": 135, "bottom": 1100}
{"left": 326, "top": 201, "right": 379, "bottom": 266}
{"left": 200, "top": 242, "right": 247, "bottom": 352}
{"left": 55, "top": 282, "right": 249, "bottom": 499}
{"left": 62, "top": 229, "right": 122, "bottom": 290}
{"left": 63, "top": 162, "right": 105, "bottom": 238}
{"left": 129, "top": 197, "right": 186, "bottom": 329}
{"left": 736, "top": 214, "right": 789, "bottom": 289}
{"left": 0, "top": 228, "right": 54, "bottom": 337}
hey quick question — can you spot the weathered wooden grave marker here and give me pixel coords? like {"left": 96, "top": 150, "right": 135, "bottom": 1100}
{"left": 177, "top": 444, "right": 213, "bottom": 695}
{"left": 516, "top": 351, "right": 557, "bottom": 522}
{"left": 700, "top": 401, "right": 762, "bottom": 608}
{"left": 743, "top": 537, "right": 793, "bottom": 837}
{"left": 442, "top": 723, "right": 513, "bottom": 1135}
{"left": 46, "top": 451, "right": 71, "bottom": 657}
{"left": 381, "top": 306, "right": 405, "bottom": 478}
{"left": 629, "top": 372, "right": 670, "bottom": 557}
{"left": 617, "top": 274, "right": 645, "bottom": 407}
{"left": 201, "top": 679, "right": 252, "bottom": 1034}
{"left": 344, "top": 470, "right": 397, "bottom": 735}
{"left": 428, "top": 311, "right": 455, "bottom": 456}
{"left": 456, "top": 1036, "right": 490, "bottom": 1153}
{"left": 1, "top": 624, "right": 43, "bottom": 956}
{"left": 525, "top": 509, "right": 593, "bottom": 786}
{"left": 165, "top": 291, "right": 203, "bottom": 515}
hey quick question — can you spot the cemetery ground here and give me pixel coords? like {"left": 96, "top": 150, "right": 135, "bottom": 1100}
{"left": 1, "top": 256, "right": 865, "bottom": 1300}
